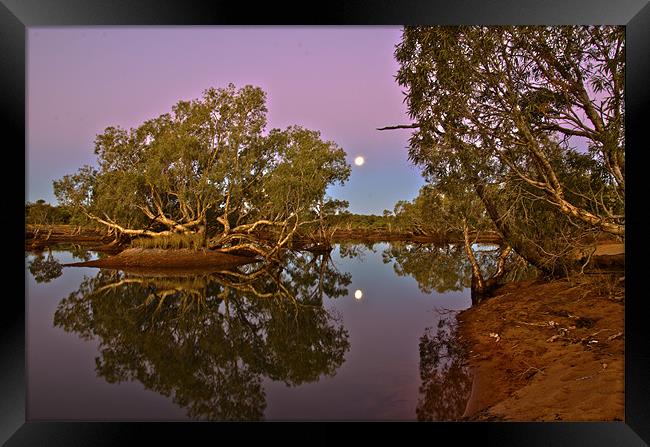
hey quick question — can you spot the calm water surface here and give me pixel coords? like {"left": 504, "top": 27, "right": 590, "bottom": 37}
{"left": 26, "top": 242, "right": 474, "bottom": 421}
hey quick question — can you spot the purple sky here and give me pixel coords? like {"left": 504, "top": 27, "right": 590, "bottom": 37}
{"left": 26, "top": 27, "right": 424, "bottom": 215}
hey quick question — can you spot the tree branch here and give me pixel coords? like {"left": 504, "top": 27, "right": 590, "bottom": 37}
{"left": 376, "top": 124, "right": 420, "bottom": 131}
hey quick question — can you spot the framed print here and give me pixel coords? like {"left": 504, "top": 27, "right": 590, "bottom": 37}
{"left": 5, "top": 0, "right": 650, "bottom": 444}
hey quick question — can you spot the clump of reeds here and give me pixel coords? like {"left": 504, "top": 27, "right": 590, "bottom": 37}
{"left": 131, "top": 233, "right": 205, "bottom": 250}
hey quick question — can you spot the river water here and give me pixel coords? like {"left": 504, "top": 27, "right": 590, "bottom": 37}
{"left": 25, "top": 242, "right": 475, "bottom": 421}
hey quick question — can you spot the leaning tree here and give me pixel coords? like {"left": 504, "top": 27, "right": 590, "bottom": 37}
{"left": 388, "top": 183, "right": 518, "bottom": 301}
{"left": 382, "top": 26, "right": 624, "bottom": 275}
{"left": 54, "top": 84, "right": 350, "bottom": 258}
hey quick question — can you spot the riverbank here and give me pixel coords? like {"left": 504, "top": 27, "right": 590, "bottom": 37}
{"left": 26, "top": 224, "right": 111, "bottom": 249}
{"left": 458, "top": 271, "right": 624, "bottom": 421}
{"left": 63, "top": 247, "right": 258, "bottom": 270}
{"left": 26, "top": 224, "right": 504, "bottom": 251}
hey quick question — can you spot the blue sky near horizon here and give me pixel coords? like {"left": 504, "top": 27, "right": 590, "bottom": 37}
{"left": 26, "top": 27, "right": 426, "bottom": 215}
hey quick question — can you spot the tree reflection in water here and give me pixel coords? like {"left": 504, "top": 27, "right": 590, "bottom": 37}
{"left": 383, "top": 242, "right": 537, "bottom": 419}
{"left": 380, "top": 242, "right": 486, "bottom": 419}
{"left": 382, "top": 242, "right": 471, "bottom": 294}
{"left": 416, "top": 312, "right": 473, "bottom": 421}
{"left": 52, "top": 250, "right": 351, "bottom": 420}
{"left": 383, "top": 242, "right": 535, "bottom": 304}
{"left": 338, "top": 241, "right": 376, "bottom": 260}
{"left": 28, "top": 249, "right": 64, "bottom": 283}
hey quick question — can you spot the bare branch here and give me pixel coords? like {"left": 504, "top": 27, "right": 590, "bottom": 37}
{"left": 377, "top": 124, "right": 420, "bottom": 131}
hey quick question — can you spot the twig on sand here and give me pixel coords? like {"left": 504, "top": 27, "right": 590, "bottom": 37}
{"left": 517, "top": 360, "right": 546, "bottom": 380}
{"left": 606, "top": 331, "right": 623, "bottom": 341}
{"left": 575, "top": 373, "right": 599, "bottom": 381}
{"left": 514, "top": 319, "right": 556, "bottom": 327}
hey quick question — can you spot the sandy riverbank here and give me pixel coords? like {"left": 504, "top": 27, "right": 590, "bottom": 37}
{"left": 458, "top": 272, "right": 624, "bottom": 421}
{"left": 63, "top": 248, "right": 258, "bottom": 270}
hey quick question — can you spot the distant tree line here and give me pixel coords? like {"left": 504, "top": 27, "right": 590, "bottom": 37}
{"left": 25, "top": 200, "right": 72, "bottom": 225}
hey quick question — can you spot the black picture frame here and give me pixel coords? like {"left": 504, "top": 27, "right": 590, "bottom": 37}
{"left": 5, "top": 0, "right": 649, "bottom": 444}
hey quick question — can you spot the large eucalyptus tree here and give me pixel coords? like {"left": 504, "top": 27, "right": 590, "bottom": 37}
{"left": 383, "top": 26, "right": 624, "bottom": 274}
{"left": 54, "top": 84, "right": 350, "bottom": 257}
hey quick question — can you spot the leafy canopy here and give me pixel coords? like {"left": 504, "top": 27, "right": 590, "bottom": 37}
{"left": 54, "top": 84, "right": 350, "bottom": 245}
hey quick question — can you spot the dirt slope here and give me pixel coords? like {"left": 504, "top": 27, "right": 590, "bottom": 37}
{"left": 458, "top": 274, "right": 624, "bottom": 421}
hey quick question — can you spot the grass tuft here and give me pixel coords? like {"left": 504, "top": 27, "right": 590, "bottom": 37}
{"left": 131, "top": 233, "right": 205, "bottom": 250}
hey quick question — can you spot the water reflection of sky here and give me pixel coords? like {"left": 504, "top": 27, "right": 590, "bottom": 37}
{"left": 26, "top": 243, "right": 472, "bottom": 421}
{"left": 26, "top": 250, "right": 186, "bottom": 420}
{"left": 264, "top": 244, "right": 471, "bottom": 420}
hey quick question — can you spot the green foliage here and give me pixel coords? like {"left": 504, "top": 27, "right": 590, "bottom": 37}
{"left": 25, "top": 200, "right": 72, "bottom": 225}
{"left": 326, "top": 213, "right": 392, "bottom": 230}
{"left": 395, "top": 26, "right": 624, "bottom": 194}
{"left": 392, "top": 26, "right": 625, "bottom": 273}
{"left": 54, "top": 84, "right": 350, "bottom": 242}
{"left": 262, "top": 127, "right": 350, "bottom": 219}
{"left": 392, "top": 183, "right": 492, "bottom": 235}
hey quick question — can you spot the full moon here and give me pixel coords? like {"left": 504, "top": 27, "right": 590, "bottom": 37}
{"left": 354, "top": 156, "right": 365, "bottom": 166}
{"left": 354, "top": 290, "right": 363, "bottom": 300}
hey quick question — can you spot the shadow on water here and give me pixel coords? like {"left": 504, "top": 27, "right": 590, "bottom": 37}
{"left": 49, "top": 250, "right": 351, "bottom": 421}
